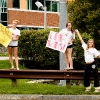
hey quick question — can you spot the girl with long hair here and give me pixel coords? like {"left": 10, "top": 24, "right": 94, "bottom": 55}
{"left": 59, "top": 22, "right": 75, "bottom": 70}
{"left": 75, "top": 29, "right": 100, "bottom": 92}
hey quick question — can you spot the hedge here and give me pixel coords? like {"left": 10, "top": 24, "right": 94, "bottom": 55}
{"left": 18, "top": 28, "right": 93, "bottom": 70}
{"left": 18, "top": 28, "right": 59, "bottom": 69}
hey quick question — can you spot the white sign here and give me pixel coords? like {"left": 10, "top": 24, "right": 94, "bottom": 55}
{"left": 46, "top": 31, "right": 69, "bottom": 53}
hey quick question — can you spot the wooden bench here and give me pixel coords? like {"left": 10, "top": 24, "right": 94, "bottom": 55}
{"left": 0, "top": 69, "right": 99, "bottom": 86}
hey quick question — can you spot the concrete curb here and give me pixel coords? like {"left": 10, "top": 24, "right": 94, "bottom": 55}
{"left": 0, "top": 95, "right": 100, "bottom": 100}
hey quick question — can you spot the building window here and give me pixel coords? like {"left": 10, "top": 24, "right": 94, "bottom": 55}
{"left": 28, "top": 0, "right": 37, "bottom": 10}
{"left": 13, "top": 0, "right": 20, "bottom": 8}
{"left": 17, "top": 27, "right": 41, "bottom": 30}
{"left": 1, "top": 13, "right": 7, "bottom": 21}
{"left": 27, "top": 0, "right": 59, "bottom": 12}
{"left": 46, "top": 0, "right": 59, "bottom": 12}
{"left": 27, "top": 0, "right": 44, "bottom": 10}
{"left": 0, "top": 0, "right": 8, "bottom": 26}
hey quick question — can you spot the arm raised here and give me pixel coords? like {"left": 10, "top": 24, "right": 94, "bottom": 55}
{"left": 75, "top": 29, "right": 84, "bottom": 44}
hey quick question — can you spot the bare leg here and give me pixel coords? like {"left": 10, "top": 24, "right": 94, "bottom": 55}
{"left": 64, "top": 49, "right": 70, "bottom": 69}
{"left": 67, "top": 48, "right": 73, "bottom": 69}
{"left": 8, "top": 47, "right": 14, "bottom": 69}
{"left": 13, "top": 47, "right": 19, "bottom": 70}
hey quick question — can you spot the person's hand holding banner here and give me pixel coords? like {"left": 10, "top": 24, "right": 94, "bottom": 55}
{"left": 0, "top": 23, "right": 12, "bottom": 47}
{"left": 46, "top": 31, "right": 69, "bottom": 53}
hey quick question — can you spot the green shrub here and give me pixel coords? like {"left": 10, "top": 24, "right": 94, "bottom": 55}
{"left": 18, "top": 29, "right": 93, "bottom": 70}
{"left": 18, "top": 28, "right": 59, "bottom": 69}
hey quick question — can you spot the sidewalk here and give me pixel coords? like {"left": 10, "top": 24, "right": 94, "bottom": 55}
{"left": 0, "top": 56, "right": 9, "bottom": 60}
{"left": 0, "top": 57, "right": 21, "bottom": 60}
{"left": 0, "top": 95, "right": 99, "bottom": 100}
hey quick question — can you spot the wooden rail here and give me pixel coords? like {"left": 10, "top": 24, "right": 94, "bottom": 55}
{"left": 0, "top": 69, "right": 100, "bottom": 86}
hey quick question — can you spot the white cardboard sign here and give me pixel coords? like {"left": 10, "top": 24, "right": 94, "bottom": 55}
{"left": 46, "top": 31, "right": 69, "bottom": 53}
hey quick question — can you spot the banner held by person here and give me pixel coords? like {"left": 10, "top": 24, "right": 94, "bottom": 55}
{"left": 0, "top": 23, "right": 12, "bottom": 47}
{"left": 46, "top": 31, "right": 69, "bottom": 53}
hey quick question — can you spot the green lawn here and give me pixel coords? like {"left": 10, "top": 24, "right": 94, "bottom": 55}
{"left": 0, "top": 60, "right": 99, "bottom": 94}
{"left": 0, "top": 78, "right": 99, "bottom": 94}
{"left": 0, "top": 60, "right": 26, "bottom": 70}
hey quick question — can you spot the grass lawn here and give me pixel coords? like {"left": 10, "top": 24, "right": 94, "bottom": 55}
{"left": 0, "top": 60, "right": 99, "bottom": 95}
{"left": 0, "top": 79, "right": 99, "bottom": 95}
{"left": 0, "top": 60, "right": 26, "bottom": 70}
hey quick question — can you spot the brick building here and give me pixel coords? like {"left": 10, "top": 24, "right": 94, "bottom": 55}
{"left": 0, "top": 0, "right": 59, "bottom": 30}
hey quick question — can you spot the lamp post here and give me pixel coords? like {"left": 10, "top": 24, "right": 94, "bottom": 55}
{"left": 43, "top": 7, "right": 46, "bottom": 29}
{"left": 59, "top": 0, "right": 67, "bottom": 86}
{"left": 35, "top": 1, "right": 47, "bottom": 29}
{"left": 59, "top": 0, "right": 75, "bottom": 86}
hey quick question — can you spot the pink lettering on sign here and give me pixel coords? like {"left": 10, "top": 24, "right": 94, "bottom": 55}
{"left": 58, "top": 34, "right": 63, "bottom": 42}
{"left": 46, "top": 31, "right": 68, "bottom": 53}
{"left": 59, "top": 43, "right": 66, "bottom": 51}
{"left": 53, "top": 41, "right": 58, "bottom": 49}
{"left": 53, "top": 33, "right": 58, "bottom": 40}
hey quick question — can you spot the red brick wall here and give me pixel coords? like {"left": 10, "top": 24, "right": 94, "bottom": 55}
{"left": 8, "top": 10, "right": 59, "bottom": 27}
{"left": 47, "top": 13, "right": 59, "bottom": 27}
{"left": 8, "top": 0, "right": 12, "bottom": 8}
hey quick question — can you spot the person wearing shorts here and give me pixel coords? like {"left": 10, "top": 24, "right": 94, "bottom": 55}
{"left": 8, "top": 20, "right": 20, "bottom": 70}
{"left": 59, "top": 22, "right": 75, "bottom": 70}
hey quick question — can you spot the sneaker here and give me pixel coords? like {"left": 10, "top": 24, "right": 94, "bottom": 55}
{"left": 64, "top": 67, "right": 70, "bottom": 71}
{"left": 95, "top": 86, "right": 100, "bottom": 90}
{"left": 94, "top": 89, "right": 100, "bottom": 93}
{"left": 16, "top": 67, "right": 19, "bottom": 70}
{"left": 94, "top": 86, "right": 100, "bottom": 93}
{"left": 85, "top": 86, "right": 91, "bottom": 92}
{"left": 85, "top": 89, "right": 91, "bottom": 92}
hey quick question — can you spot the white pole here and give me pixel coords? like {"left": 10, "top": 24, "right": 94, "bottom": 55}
{"left": 35, "top": 1, "right": 47, "bottom": 29}
{"left": 59, "top": 0, "right": 67, "bottom": 86}
{"left": 44, "top": 6, "right": 47, "bottom": 29}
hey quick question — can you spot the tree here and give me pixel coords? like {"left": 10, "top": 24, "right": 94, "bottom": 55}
{"left": 68, "top": 0, "right": 100, "bottom": 49}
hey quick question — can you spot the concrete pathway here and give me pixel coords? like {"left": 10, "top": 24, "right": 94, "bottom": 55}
{"left": 0, "top": 95, "right": 99, "bottom": 100}
{"left": 0, "top": 56, "right": 9, "bottom": 60}
{"left": 0, "top": 57, "right": 21, "bottom": 60}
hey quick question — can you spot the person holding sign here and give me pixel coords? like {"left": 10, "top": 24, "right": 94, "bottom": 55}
{"left": 75, "top": 29, "right": 100, "bottom": 92}
{"left": 8, "top": 20, "right": 20, "bottom": 70}
{"left": 59, "top": 22, "right": 75, "bottom": 70}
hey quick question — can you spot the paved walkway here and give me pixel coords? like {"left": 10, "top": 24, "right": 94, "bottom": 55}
{"left": 0, "top": 56, "right": 9, "bottom": 60}
{"left": 0, "top": 95, "right": 99, "bottom": 100}
{"left": 0, "top": 57, "right": 21, "bottom": 60}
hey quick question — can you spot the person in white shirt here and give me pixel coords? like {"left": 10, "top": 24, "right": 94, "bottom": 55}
{"left": 59, "top": 22, "right": 75, "bottom": 70}
{"left": 8, "top": 20, "right": 20, "bottom": 70}
{"left": 75, "top": 29, "right": 100, "bottom": 92}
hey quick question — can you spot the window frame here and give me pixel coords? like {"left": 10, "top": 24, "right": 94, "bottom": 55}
{"left": 13, "top": 0, "right": 20, "bottom": 9}
{"left": 0, "top": 0, "right": 8, "bottom": 26}
{"left": 27, "top": 0, "right": 59, "bottom": 12}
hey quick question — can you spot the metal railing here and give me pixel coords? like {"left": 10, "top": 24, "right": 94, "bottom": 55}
{"left": 0, "top": 69, "right": 99, "bottom": 86}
